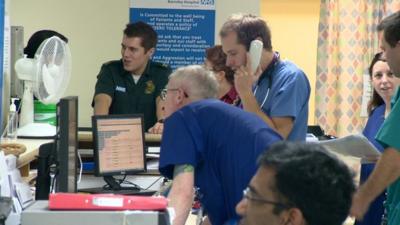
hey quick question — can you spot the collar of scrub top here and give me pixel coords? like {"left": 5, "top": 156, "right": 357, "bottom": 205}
{"left": 253, "top": 52, "right": 280, "bottom": 108}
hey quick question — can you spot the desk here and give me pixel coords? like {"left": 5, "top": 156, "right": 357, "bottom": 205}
{"left": 78, "top": 131, "right": 162, "bottom": 149}
{"left": 14, "top": 139, "right": 53, "bottom": 177}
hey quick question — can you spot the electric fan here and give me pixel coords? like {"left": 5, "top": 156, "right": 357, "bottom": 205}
{"left": 14, "top": 36, "right": 71, "bottom": 137}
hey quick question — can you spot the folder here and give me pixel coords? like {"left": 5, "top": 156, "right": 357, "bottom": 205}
{"left": 48, "top": 193, "right": 168, "bottom": 211}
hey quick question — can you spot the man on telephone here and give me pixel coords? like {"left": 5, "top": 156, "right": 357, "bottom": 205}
{"left": 220, "top": 13, "right": 310, "bottom": 140}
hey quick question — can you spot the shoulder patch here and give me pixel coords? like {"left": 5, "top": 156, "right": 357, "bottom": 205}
{"left": 145, "top": 80, "right": 155, "bottom": 94}
{"left": 103, "top": 60, "right": 120, "bottom": 66}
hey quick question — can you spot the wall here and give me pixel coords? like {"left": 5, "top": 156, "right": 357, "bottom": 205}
{"left": 9, "top": 0, "right": 259, "bottom": 127}
{"left": 261, "top": 0, "right": 320, "bottom": 125}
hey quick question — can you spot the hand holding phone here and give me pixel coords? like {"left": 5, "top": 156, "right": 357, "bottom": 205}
{"left": 249, "top": 40, "right": 263, "bottom": 72}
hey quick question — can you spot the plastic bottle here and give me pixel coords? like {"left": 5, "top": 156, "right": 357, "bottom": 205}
{"left": 7, "top": 98, "right": 18, "bottom": 140}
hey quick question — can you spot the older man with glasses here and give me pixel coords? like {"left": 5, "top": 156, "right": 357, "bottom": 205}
{"left": 236, "top": 142, "right": 355, "bottom": 225}
{"left": 158, "top": 65, "right": 282, "bottom": 225}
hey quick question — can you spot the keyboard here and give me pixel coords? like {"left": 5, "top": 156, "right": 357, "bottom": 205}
{"left": 78, "top": 187, "right": 156, "bottom": 196}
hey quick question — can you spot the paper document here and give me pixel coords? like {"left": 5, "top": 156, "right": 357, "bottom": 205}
{"left": 148, "top": 147, "right": 160, "bottom": 154}
{"left": 319, "top": 134, "right": 381, "bottom": 163}
{"left": 146, "top": 159, "right": 159, "bottom": 171}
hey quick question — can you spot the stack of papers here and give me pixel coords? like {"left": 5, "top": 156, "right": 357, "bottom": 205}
{"left": 319, "top": 134, "right": 381, "bottom": 164}
{"left": 146, "top": 147, "right": 160, "bottom": 159}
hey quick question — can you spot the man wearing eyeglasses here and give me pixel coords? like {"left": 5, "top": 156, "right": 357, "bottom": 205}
{"left": 236, "top": 142, "right": 355, "bottom": 225}
{"left": 158, "top": 65, "right": 282, "bottom": 225}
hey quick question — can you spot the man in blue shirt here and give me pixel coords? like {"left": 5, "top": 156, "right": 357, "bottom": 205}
{"left": 159, "top": 65, "right": 282, "bottom": 225}
{"left": 220, "top": 14, "right": 310, "bottom": 141}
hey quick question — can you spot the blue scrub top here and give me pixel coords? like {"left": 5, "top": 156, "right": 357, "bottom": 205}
{"left": 254, "top": 58, "right": 310, "bottom": 141}
{"left": 363, "top": 104, "right": 385, "bottom": 152}
{"left": 159, "top": 99, "right": 282, "bottom": 225}
{"left": 356, "top": 104, "right": 386, "bottom": 225}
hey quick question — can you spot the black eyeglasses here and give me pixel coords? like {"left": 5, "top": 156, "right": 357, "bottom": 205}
{"left": 160, "top": 88, "right": 189, "bottom": 101}
{"left": 160, "top": 88, "right": 179, "bottom": 100}
{"left": 243, "top": 187, "right": 291, "bottom": 209}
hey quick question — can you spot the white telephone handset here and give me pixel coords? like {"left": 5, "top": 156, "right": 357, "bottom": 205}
{"left": 249, "top": 40, "right": 263, "bottom": 72}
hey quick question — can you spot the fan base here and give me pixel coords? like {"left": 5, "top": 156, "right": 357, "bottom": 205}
{"left": 17, "top": 123, "right": 56, "bottom": 139}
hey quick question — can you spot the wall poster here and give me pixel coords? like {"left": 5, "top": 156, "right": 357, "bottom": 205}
{"left": 130, "top": 0, "right": 215, "bottom": 69}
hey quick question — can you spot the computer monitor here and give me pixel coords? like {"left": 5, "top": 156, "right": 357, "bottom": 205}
{"left": 55, "top": 96, "right": 78, "bottom": 193}
{"left": 35, "top": 96, "right": 78, "bottom": 199}
{"left": 91, "top": 114, "right": 147, "bottom": 193}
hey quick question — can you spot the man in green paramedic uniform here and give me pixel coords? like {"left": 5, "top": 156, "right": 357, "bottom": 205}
{"left": 93, "top": 21, "right": 171, "bottom": 133}
{"left": 351, "top": 11, "right": 400, "bottom": 225}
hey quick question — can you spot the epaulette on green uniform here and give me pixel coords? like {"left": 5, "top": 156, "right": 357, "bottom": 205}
{"left": 152, "top": 61, "right": 170, "bottom": 69}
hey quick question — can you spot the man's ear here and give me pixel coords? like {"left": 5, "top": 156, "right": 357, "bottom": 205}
{"left": 216, "top": 71, "right": 225, "bottom": 82}
{"left": 147, "top": 47, "right": 155, "bottom": 57}
{"left": 174, "top": 88, "right": 185, "bottom": 105}
{"left": 281, "top": 208, "right": 305, "bottom": 225}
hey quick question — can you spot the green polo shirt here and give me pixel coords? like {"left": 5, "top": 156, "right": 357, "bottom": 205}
{"left": 93, "top": 59, "right": 171, "bottom": 130}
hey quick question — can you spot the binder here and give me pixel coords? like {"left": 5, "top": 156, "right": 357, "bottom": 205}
{"left": 48, "top": 193, "right": 168, "bottom": 211}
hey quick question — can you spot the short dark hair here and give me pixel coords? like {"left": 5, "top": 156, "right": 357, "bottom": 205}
{"left": 367, "top": 52, "right": 386, "bottom": 115}
{"left": 24, "top": 30, "right": 68, "bottom": 58}
{"left": 219, "top": 13, "right": 272, "bottom": 51}
{"left": 124, "top": 21, "right": 157, "bottom": 52}
{"left": 205, "top": 45, "right": 235, "bottom": 85}
{"left": 378, "top": 11, "right": 400, "bottom": 48}
{"left": 258, "top": 142, "right": 355, "bottom": 225}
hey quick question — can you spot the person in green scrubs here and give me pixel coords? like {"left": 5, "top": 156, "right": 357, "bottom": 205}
{"left": 351, "top": 11, "right": 400, "bottom": 225}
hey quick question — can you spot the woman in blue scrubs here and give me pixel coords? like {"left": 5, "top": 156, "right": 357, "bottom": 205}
{"left": 358, "top": 52, "right": 400, "bottom": 225}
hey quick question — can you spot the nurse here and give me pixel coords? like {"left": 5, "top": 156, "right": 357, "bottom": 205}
{"left": 358, "top": 52, "right": 400, "bottom": 225}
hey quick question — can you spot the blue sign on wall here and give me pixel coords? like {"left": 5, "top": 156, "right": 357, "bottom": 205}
{"left": 130, "top": 1, "right": 215, "bottom": 69}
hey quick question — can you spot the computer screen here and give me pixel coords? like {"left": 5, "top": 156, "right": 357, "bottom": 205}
{"left": 55, "top": 96, "right": 78, "bottom": 193}
{"left": 91, "top": 114, "right": 147, "bottom": 192}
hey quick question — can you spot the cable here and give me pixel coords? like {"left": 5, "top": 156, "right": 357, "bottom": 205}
{"left": 120, "top": 174, "right": 127, "bottom": 184}
{"left": 77, "top": 150, "right": 83, "bottom": 183}
{"left": 49, "top": 163, "right": 58, "bottom": 193}
{"left": 121, "top": 180, "right": 142, "bottom": 189}
{"left": 143, "top": 176, "right": 163, "bottom": 190}
{"left": 102, "top": 176, "right": 162, "bottom": 191}
{"left": 102, "top": 175, "right": 142, "bottom": 190}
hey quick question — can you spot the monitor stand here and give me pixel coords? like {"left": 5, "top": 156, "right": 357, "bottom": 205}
{"left": 78, "top": 176, "right": 156, "bottom": 196}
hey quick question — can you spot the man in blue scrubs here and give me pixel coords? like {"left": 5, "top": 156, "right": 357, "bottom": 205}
{"left": 351, "top": 12, "right": 400, "bottom": 225}
{"left": 158, "top": 65, "right": 282, "bottom": 225}
{"left": 220, "top": 14, "right": 310, "bottom": 141}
